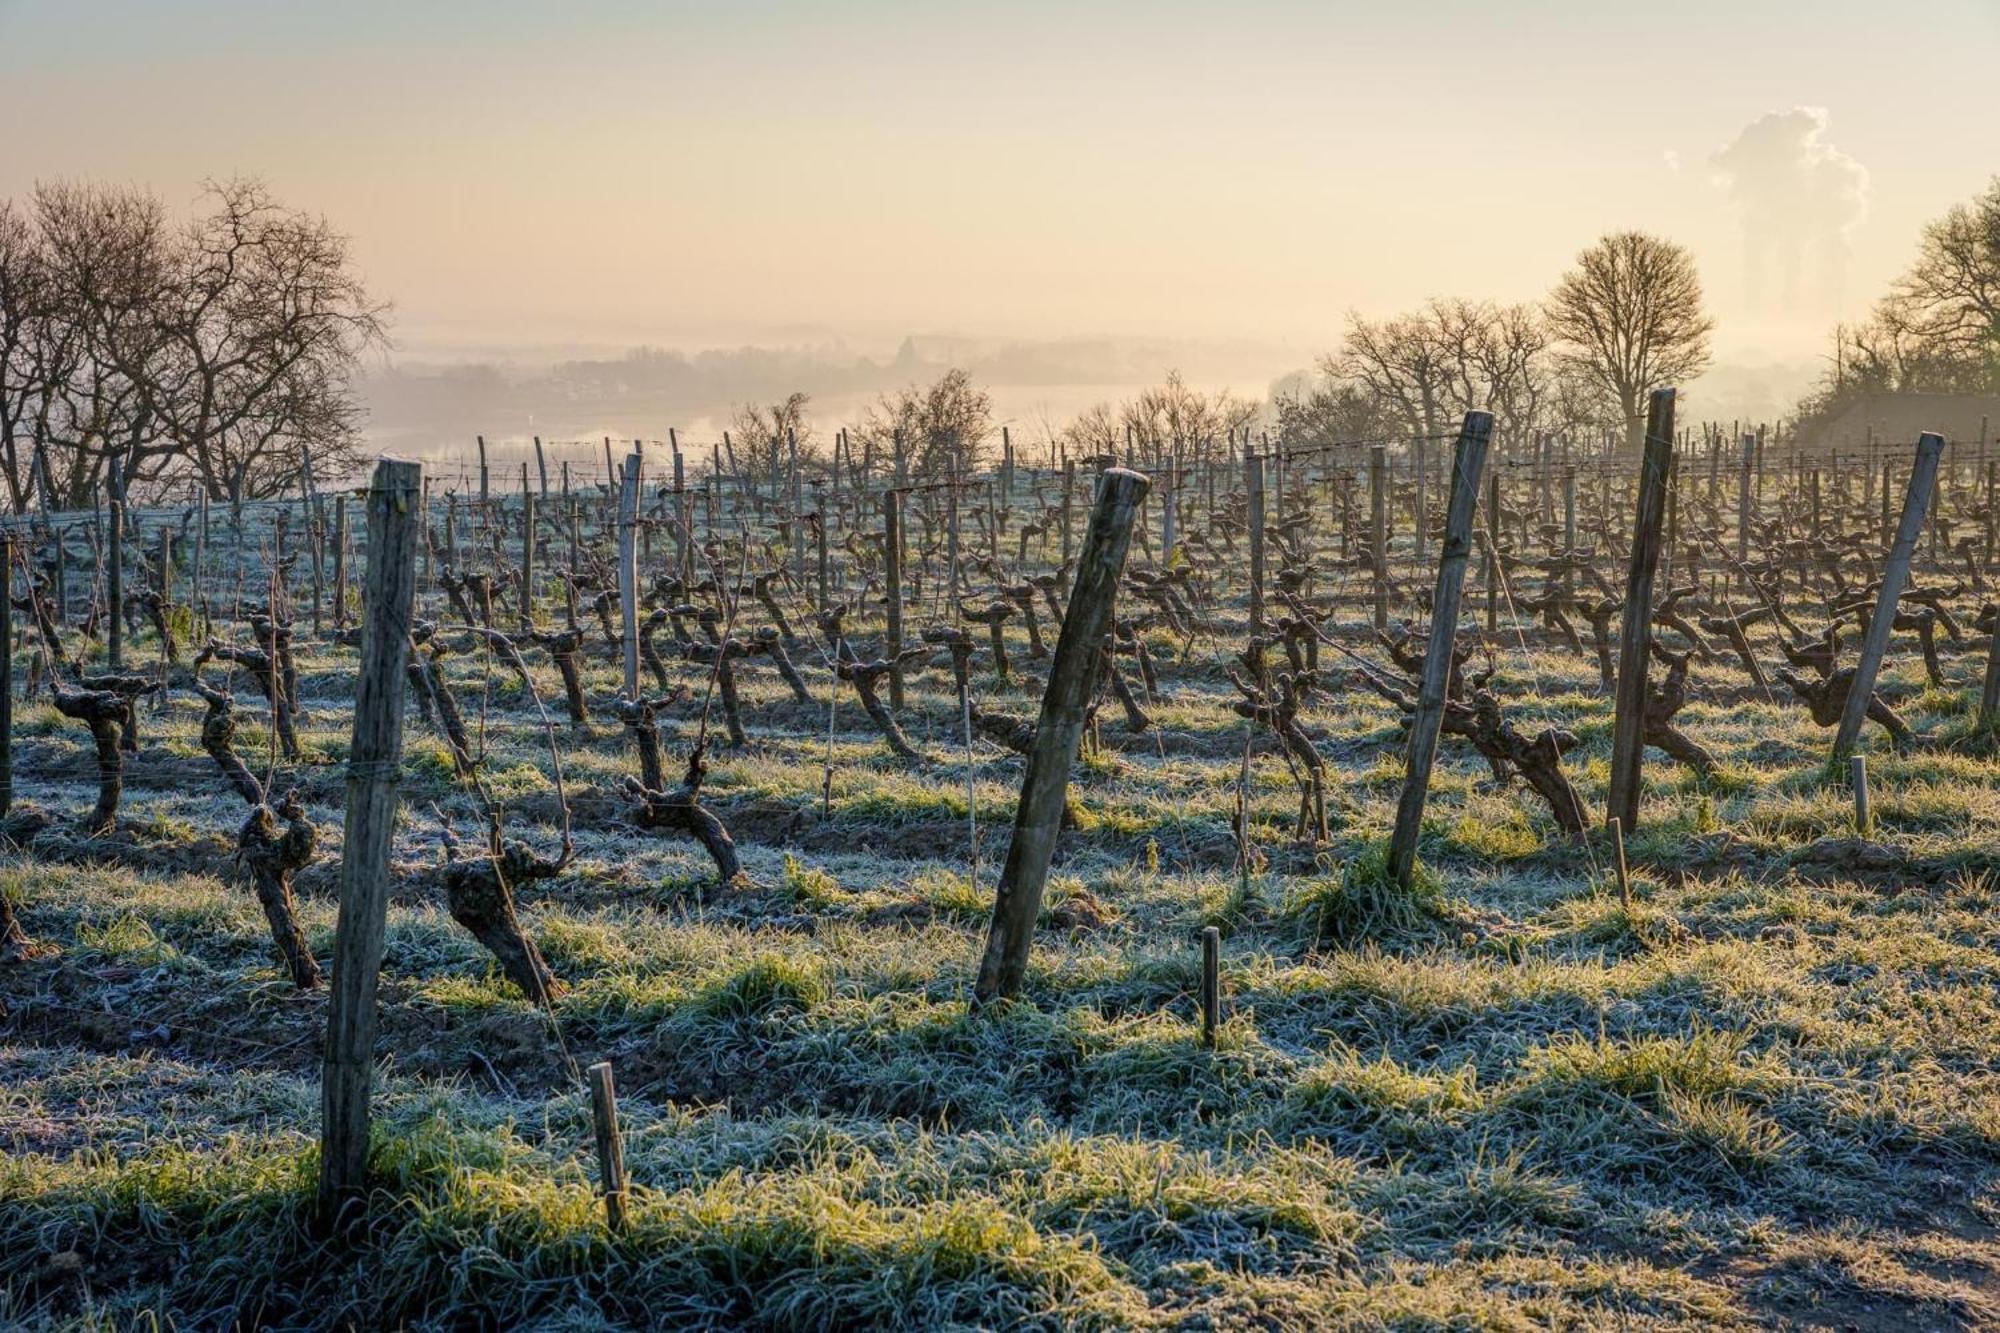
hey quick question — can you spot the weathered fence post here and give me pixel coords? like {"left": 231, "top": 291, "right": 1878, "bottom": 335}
{"left": 1834, "top": 432, "right": 1945, "bottom": 759}
{"left": 1199, "top": 925, "right": 1220, "bottom": 1049}
{"left": 618, "top": 454, "right": 641, "bottom": 700}
{"left": 317, "top": 456, "right": 423, "bottom": 1230}
{"left": 1, "top": 537, "right": 11, "bottom": 818}
{"left": 1736, "top": 432, "right": 1754, "bottom": 589}
{"left": 1245, "top": 446, "right": 1266, "bottom": 633}
{"left": 1606, "top": 388, "right": 1676, "bottom": 834}
{"left": 1386, "top": 412, "right": 1492, "bottom": 890}
{"left": 884, "top": 487, "right": 906, "bottom": 710}
{"left": 588, "top": 1061, "right": 629, "bottom": 1232}
{"left": 107, "top": 499, "right": 123, "bottom": 670}
{"left": 332, "top": 495, "right": 348, "bottom": 632}
{"left": 1851, "top": 754, "right": 1872, "bottom": 837}
{"left": 973, "top": 468, "right": 1149, "bottom": 1006}
{"left": 1370, "top": 445, "right": 1389, "bottom": 630}
{"left": 520, "top": 491, "right": 536, "bottom": 631}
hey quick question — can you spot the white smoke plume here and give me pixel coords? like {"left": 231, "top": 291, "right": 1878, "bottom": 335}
{"left": 1709, "top": 107, "right": 1870, "bottom": 316}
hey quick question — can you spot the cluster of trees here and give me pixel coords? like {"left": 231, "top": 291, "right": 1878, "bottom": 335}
{"left": 1278, "top": 231, "right": 1714, "bottom": 455}
{"left": 0, "top": 177, "right": 385, "bottom": 510}
{"left": 725, "top": 368, "right": 1000, "bottom": 484}
{"left": 1058, "top": 371, "right": 1259, "bottom": 463}
{"left": 725, "top": 230, "right": 1719, "bottom": 481}
{"left": 1801, "top": 177, "right": 2000, "bottom": 424}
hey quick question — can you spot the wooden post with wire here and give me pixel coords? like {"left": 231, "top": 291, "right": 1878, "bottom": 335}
{"left": 973, "top": 468, "right": 1149, "bottom": 1006}
{"left": 617, "top": 454, "right": 641, "bottom": 701}
{"left": 588, "top": 1061, "right": 629, "bottom": 1232}
{"left": 317, "top": 456, "right": 423, "bottom": 1232}
{"left": 1386, "top": 411, "right": 1492, "bottom": 891}
{"left": 1370, "top": 445, "right": 1389, "bottom": 631}
{"left": 884, "top": 487, "right": 905, "bottom": 710}
{"left": 1834, "top": 432, "right": 1945, "bottom": 760}
{"left": 1245, "top": 446, "right": 1266, "bottom": 633}
{"left": 1606, "top": 389, "right": 1676, "bottom": 834}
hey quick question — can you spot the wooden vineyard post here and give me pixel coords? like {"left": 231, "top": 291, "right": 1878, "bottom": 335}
{"left": 107, "top": 498, "right": 123, "bottom": 670}
{"left": 617, "top": 454, "right": 641, "bottom": 700}
{"left": 884, "top": 488, "right": 905, "bottom": 710}
{"left": 317, "top": 456, "right": 423, "bottom": 1231}
{"left": 1979, "top": 608, "right": 2000, "bottom": 732}
{"left": 1606, "top": 389, "right": 1676, "bottom": 834}
{"left": 1245, "top": 446, "right": 1266, "bottom": 633}
{"left": 673, "top": 440, "right": 693, "bottom": 586}
{"left": 973, "top": 468, "right": 1149, "bottom": 1006}
{"left": 1061, "top": 458, "right": 1075, "bottom": 565}
{"left": 477, "top": 434, "right": 490, "bottom": 505}
{"left": 1370, "top": 445, "right": 1389, "bottom": 631}
{"left": 1, "top": 537, "right": 11, "bottom": 818}
{"left": 1851, "top": 755, "right": 1872, "bottom": 837}
{"left": 1834, "top": 432, "right": 1945, "bottom": 759}
{"left": 1386, "top": 411, "right": 1492, "bottom": 891}
{"left": 332, "top": 495, "right": 348, "bottom": 632}
{"left": 1199, "top": 925, "right": 1220, "bottom": 1049}
{"left": 1736, "top": 432, "right": 1754, "bottom": 589}
{"left": 1484, "top": 466, "right": 1500, "bottom": 633}
{"left": 588, "top": 1062, "right": 629, "bottom": 1232}
{"left": 1610, "top": 816, "right": 1632, "bottom": 911}
{"left": 520, "top": 491, "right": 536, "bottom": 631}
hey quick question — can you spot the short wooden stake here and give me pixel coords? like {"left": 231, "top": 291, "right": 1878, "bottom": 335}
{"left": 588, "top": 1061, "right": 629, "bottom": 1232}
{"left": 1610, "top": 815, "right": 1632, "bottom": 912}
{"left": 1851, "top": 754, "right": 1872, "bottom": 838}
{"left": 1199, "top": 926, "right": 1220, "bottom": 1049}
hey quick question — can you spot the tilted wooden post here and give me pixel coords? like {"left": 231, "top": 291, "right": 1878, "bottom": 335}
{"left": 317, "top": 457, "right": 423, "bottom": 1230}
{"left": 1833, "top": 431, "right": 1945, "bottom": 759}
{"left": 617, "top": 454, "right": 642, "bottom": 700}
{"left": 1606, "top": 388, "right": 1676, "bottom": 834}
{"left": 973, "top": 468, "right": 1149, "bottom": 1005}
{"left": 1386, "top": 412, "right": 1492, "bottom": 890}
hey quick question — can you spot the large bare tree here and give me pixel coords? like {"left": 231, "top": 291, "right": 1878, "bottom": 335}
{"left": 0, "top": 177, "right": 385, "bottom": 510}
{"left": 1546, "top": 231, "right": 1712, "bottom": 452}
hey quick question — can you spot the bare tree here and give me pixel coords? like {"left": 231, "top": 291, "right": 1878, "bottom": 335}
{"left": 855, "top": 368, "right": 990, "bottom": 479}
{"left": 2, "top": 178, "right": 385, "bottom": 508}
{"left": 729, "top": 391, "right": 814, "bottom": 485}
{"left": 1888, "top": 176, "right": 2000, "bottom": 369}
{"left": 1546, "top": 232, "right": 1712, "bottom": 453}
{"left": 1339, "top": 308, "right": 1454, "bottom": 443}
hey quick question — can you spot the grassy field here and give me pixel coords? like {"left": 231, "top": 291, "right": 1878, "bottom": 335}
{"left": 4, "top": 499, "right": 2000, "bottom": 1329}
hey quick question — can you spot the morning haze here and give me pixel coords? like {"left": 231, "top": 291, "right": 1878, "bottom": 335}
{"left": 5, "top": 0, "right": 1996, "bottom": 452}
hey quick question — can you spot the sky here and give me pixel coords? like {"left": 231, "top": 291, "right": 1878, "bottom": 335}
{"left": 3, "top": 0, "right": 1997, "bottom": 375}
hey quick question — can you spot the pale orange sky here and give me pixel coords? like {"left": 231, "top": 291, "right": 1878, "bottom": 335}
{"left": 3, "top": 0, "right": 1997, "bottom": 369}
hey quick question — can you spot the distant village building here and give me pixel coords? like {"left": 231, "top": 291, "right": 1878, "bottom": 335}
{"left": 1803, "top": 392, "right": 2000, "bottom": 454}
